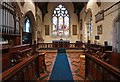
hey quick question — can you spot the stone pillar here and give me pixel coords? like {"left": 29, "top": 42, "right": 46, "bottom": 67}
{"left": 19, "top": 13, "right": 24, "bottom": 45}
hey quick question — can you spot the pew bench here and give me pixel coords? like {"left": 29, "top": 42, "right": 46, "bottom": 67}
{"left": 1, "top": 44, "right": 47, "bottom": 81}
{"left": 85, "top": 50, "right": 120, "bottom": 81}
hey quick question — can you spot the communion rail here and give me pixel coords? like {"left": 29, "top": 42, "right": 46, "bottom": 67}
{"left": 38, "top": 43, "right": 83, "bottom": 49}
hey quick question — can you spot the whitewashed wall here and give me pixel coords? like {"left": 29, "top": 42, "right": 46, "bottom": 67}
{"left": 80, "top": 0, "right": 119, "bottom": 48}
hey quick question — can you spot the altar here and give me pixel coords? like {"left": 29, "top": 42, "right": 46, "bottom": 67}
{"left": 52, "top": 40, "right": 70, "bottom": 48}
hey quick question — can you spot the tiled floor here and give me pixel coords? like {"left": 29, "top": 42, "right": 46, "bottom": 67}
{"left": 67, "top": 52, "right": 85, "bottom": 81}
{"left": 39, "top": 52, "right": 57, "bottom": 80}
{"left": 39, "top": 51, "right": 85, "bottom": 81}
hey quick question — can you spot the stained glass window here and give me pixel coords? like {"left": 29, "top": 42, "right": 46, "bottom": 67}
{"left": 52, "top": 5, "right": 70, "bottom": 37}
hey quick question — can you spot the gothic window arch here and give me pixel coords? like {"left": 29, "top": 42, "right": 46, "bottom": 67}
{"left": 52, "top": 4, "right": 70, "bottom": 37}
{"left": 22, "top": 16, "right": 32, "bottom": 44}
{"left": 23, "top": 17, "right": 31, "bottom": 33}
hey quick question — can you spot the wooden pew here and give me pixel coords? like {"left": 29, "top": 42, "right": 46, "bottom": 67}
{"left": 1, "top": 44, "right": 47, "bottom": 81}
{"left": 38, "top": 52, "right": 46, "bottom": 73}
{"left": 107, "top": 52, "right": 120, "bottom": 69}
{"left": 1, "top": 45, "right": 11, "bottom": 72}
{"left": 85, "top": 50, "right": 120, "bottom": 81}
{"left": 1, "top": 44, "right": 32, "bottom": 72}
{"left": 1, "top": 55, "right": 40, "bottom": 81}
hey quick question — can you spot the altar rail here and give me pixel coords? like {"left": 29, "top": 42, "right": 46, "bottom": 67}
{"left": 38, "top": 43, "right": 83, "bottom": 49}
{"left": 85, "top": 53, "right": 120, "bottom": 81}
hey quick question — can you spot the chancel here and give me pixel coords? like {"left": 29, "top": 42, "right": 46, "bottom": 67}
{"left": 0, "top": 0, "right": 120, "bottom": 81}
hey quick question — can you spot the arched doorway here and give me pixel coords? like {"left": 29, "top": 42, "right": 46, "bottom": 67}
{"left": 22, "top": 11, "right": 35, "bottom": 44}
{"left": 85, "top": 9, "right": 92, "bottom": 43}
{"left": 113, "top": 14, "right": 120, "bottom": 53}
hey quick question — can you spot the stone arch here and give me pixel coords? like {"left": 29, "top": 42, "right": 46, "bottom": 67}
{"left": 22, "top": 11, "right": 36, "bottom": 44}
{"left": 12, "top": 2, "right": 21, "bottom": 13}
{"left": 112, "top": 13, "right": 120, "bottom": 52}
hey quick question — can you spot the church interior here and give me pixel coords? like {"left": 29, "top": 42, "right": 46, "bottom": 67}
{"left": 0, "top": 0, "right": 120, "bottom": 81}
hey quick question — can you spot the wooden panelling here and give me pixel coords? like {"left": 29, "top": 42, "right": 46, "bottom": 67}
{"left": 80, "top": 55, "right": 85, "bottom": 77}
{"left": 38, "top": 52, "right": 46, "bottom": 73}
{"left": 1, "top": 43, "right": 47, "bottom": 81}
{"left": 109, "top": 52, "right": 120, "bottom": 68}
{"left": 1, "top": 44, "right": 31, "bottom": 72}
{"left": 85, "top": 52, "right": 120, "bottom": 81}
{"left": 1, "top": 55, "right": 40, "bottom": 81}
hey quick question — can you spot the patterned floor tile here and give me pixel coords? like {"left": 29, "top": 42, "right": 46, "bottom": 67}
{"left": 67, "top": 52, "right": 85, "bottom": 80}
{"left": 39, "top": 52, "right": 85, "bottom": 81}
